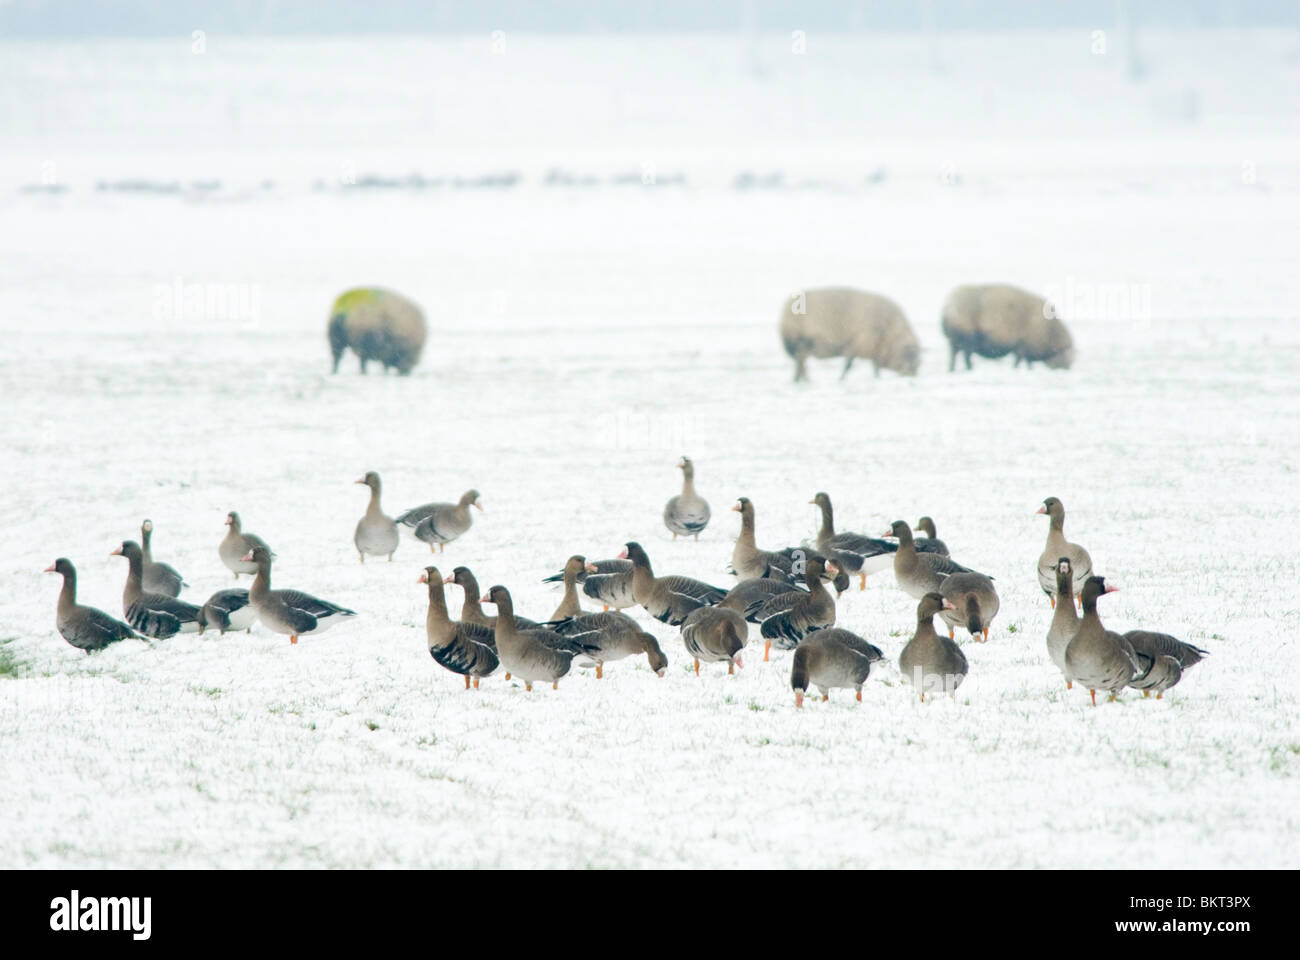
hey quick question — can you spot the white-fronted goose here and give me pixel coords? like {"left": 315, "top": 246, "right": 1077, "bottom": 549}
{"left": 679, "top": 605, "right": 747, "bottom": 675}
{"left": 549, "top": 611, "right": 668, "bottom": 678}
{"left": 139, "top": 519, "right": 186, "bottom": 597}
{"left": 353, "top": 471, "right": 399, "bottom": 562}
{"left": 750, "top": 555, "right": 837, "bottom": 660}
{"left": 197, "top": 588, "right": 255, "bottom": 636}
{"left": 913, "top": 517, "right": 951, "bottom": 556}
{"left": 1036, "top": 497, "right": 1093, "bottom": 606}
{"left": 898, "top": 592, "right": 967, "bottom": 702}
{"left": 481, "top": 585, "right": 596, "bottom": 691}
{"left": 663, "top": 456, "right": 711, "bottom": 540}
{"left": 243, "top": 545, "right": 357, "bottom": 644}
{"left": 45, "top": 558, "right": 139, "bottom": 652}
{"left": 730, "top": 498, "right": 800, "bottom": 584}
{"left": 1064, "top": 576, "right": 1138, "bottom": 706}
{"left": 445, "top": 566, "right": 539, "bottom": 633}
{"left": 622, "top": 541, "right": 727, "bottom": 625}
{"left": 542, "top": 557, "right": 635, "bottom": 611}
{"left": 938, "top": 571, "right": 1000, "bottom": 642}
{"left": 397, "top": 489, "right": 481, "bottom": 553}
{"left": 1046, "top": 557, "right": 1079, "bottom": 688}
{"left": 1124, "top": 631, "right": 1208, "bottom": 699}
{"left": 112, "top": 540, "right": 201, "bottom": 638}
{"left": 718, "top": 577, "right": 807, "bottom": 620}
{"left": 810, "top": 492, "right": 895, "bottom": 589}
{"left": 220, "top": 511, "right": 274, "bottom": 580}
{"left": 549, "top": 555, "right": 589, "bottom": 621}
{"left": 791, "top": 628, "right": 885, "bottom": 707}
{"left": 419, "top": 566, "right": 499, "bottom": 690}
{"left": 884, "top": 520, "right": 980, "bottom": 600}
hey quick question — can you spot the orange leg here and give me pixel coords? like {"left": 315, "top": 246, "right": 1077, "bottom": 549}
{"left": 596, "top": 663, "right": 603, "bottom": 679}
{"left": 982, "top": 628, "right": 989, "bottom": 643}
{"left": 859, "top": 572, "right": 866, "bottom": 591}
{"left": 1142, "top": 689, "right": 1150, "bottom": 698}
{"left": 602, "top": 604, "right": 609, "bottom": 612}
{"left": 1050, "top": 595, "right": 1056, "bottom": 609}
{"left": 795, "top": 693, "right": 803, "bottom": 708}
{"left": 920, "top": 692, "right": 925, "bottom": 703}
{"left": 1108, "top": 692, "right": 1118, "bottom": 702}
{"left": 552, "top": 681, "right": 558, "bottom": 690}
{"left": 473, "top": 677, "right": 480, "bottom": 689}
{"left": 764, "top": 640, "right": 771, "bottom": 662}
{"left": 290, "top": 635, "right": 298, "bottom": 645}
{"left": 359, "top": 554, "right": 365, "bottom": 564}
{"left": 1156, "top": 692, "right": 1164, "bottom": 700}
{"left": 822, "top": 694, "right": 829, "bottom": 702}
{"left": 1090, "top": 689, "right": 1097, "bottom": 706}
{"left": 694, "top": 659, "right": 700, "bottom": 676}
{"left": 464, "top": 675, "right": 471, "bottom": 690}
{"left": 525, "top": 681, "right": 532, "bottom": 692}
{"left": 1067, "top": 680, "right": 1072, "bottom": 690}
{"left": 856, "top": 689, "right": 862, "bottom": 702}
{"left": 948, "top": 627, "right": 954, "bottom": 639}
{"left": 727, "top": 662, "right": 734, "bottom": 675}
{"left": 505, "top": 672, "right": 511, "bottom": 681}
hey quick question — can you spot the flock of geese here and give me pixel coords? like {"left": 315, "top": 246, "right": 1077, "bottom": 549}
{"left": 43, "top": 459, "right": 1208, "bottom": 707}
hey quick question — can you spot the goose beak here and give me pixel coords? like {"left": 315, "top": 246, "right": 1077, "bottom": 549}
{"left": 1104, "top": 584, "right": 1120, "bottom": 594}
{"left": 880, "top": 529, "right": 892, "bottom": 538}
{"left": 442, "top": 574, "right": 455, "bottom": 584}
{"left": 417, "top": 573, "right": 428, "bottom": 584}
{"left": 655, "top": 668, "right": 665, "bottom": 678}
{"left": 43, "top": 563, "right": 57, "bottom": 573}
{"left": 730, "top": 503, "right": 742, "bottom": 512}
{"left": 807, "top": 499, "right": 816, "bottom": 505}
{"left": 241, "top": 550, "right": 254, "bottom": 562}
{"left": 733, "top": 655, "right": 743, "bottom": 670}
{"left": 585, "top": 562, "right": 598, "bottom": 574}
{"left": 479, "top": 594, "right": 492, "bottom": 604}
{"left": 1035, "top": 505, "right": 1047, "bottom": 515}
{"left": 795, "top": 692, "right": 804, "bottom": 708}
{"left": 109, "top": 547, "right": 123, "bottom": 557}
{"left": 617, "top": 548, "right": 628, "bottom": 560}
{"left": 473, "top": 501, "right": 484, "bottom": 512}
{"left": 354, "top": 478, "right": 367, "bottom": 485}
{"left": 825, "top": 561, "right": 839, "bottom": 575}
{"left": 942, "top": 599, "right": 956, "bottom": 610}
{"left": 224, "top": 517, "right": 232, "bottom": 526}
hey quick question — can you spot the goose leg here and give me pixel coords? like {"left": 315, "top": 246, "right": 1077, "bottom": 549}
{"left": 552, "top": 681, "right": 558, "bottom": 690}
{"left": 525, "top": 681, "right": 532, "bottom": 691}
{"left": 290, "top": 635, "right": 298, "bottom": 645}
{"left": 464, "top": 675, "right": 470, "bottom": 690}
{"left": 948, "top": 627, "right": 954, "bottom": 639}
{"left": 602, "top": 604, "right": 609, "bottom": 612}
{"left": 727, "top": 662, "right": 734, "bottom": 675}
{"left": 822, "top": 694, "right": 829, "bottom": 702}
{"left": 1108, "top": 692, "right": 1118, "bottom": 702}
{"left": 694, "top": 659, "right": 700, "bottom": 676}
{"left": 1066, "top": 680, "right": 1072, "bottom": 689}
{"left": 473, "top": 677, "right": 480, "bottom": 689}
{"left": 795, "top": 693, "right": 803, "bottom": 708}
{"left": 1050, "top": 595, "right": 1056, "bottom": 609}
{"left": 1090, "top": 689, "right": 1097, "bottom": 706}
{"left": 388, "top": 553, "right": 393, "bottom": 562}
{"left": 859, "top": 572, "right": 866, "bottom": 591}
{"left": 672, "top": 533, "right": 678, "bottom": 541}
{"left": 359, "top": 553, "right": 365, "bottom": 564}
{"left": 505, "top": 672, "right": 511, "bottom": 681}
{"left": 1156, "top": 692, "right": 1164, "bottom": 700}
{"left": 856, "top": 689, "right": 862, "bottom": 702}
{"left": 1142, "top": 689, "right": 1150, "bottom": 698}
{"left": 920, "top": 692, "right": 925, "bottom": 703}
{"left": 763, "top": 640, "right": 771, "bottom": 662}
{"left": 982, "top": 628, "right": 989, "bottom": 642}
{"left": 595, "top": 663, "right": 603, "bottom": 679}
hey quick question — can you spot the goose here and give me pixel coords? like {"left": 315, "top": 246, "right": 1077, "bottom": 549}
{"left": 1036, "top": 497, "right": 1093, "bottom": 606}
{"left": 748, "top": 555, "right": 837, "bottom": 660}
{"left": 883, "top": 520, "right": 980, "bottom": 600}
{"left": 679, "top": 605, "right": 747, "bottom": 675}
{"left": 220, "top": 511, "right": 274, "bottom": 580}
{"left": 1064, "top": 576, "right": 1138, "bottom": 706}
{"left": 1125, "top": 631, "right": 1208, "bottom": 699}
{"left": 663, "top": 456, "right": 711, "bottom": 540}
{"left": 542, "top": 557, "right": 635, "bottom": 611}
{"left": 243, "top": 546, "right": 357, "bottom": 644}
{"left": 730, "top": 498, "right": 800, "bottom": 584}
{"left": 397, "top": 489, "right": 481, "bottom": 552}
{"left": 913, "top": 517, "right": 950, "bottom": 556}
{"left": 810, "top": 492, "right": 895, "bottom": 589}
{"left": 1045, "top": 557, "right": 1079, "bottom": 688}
{"left": 480, "top": 585, "right": 596, "bottom": 691}
{"left": 718, "top": 577, "right": 807, "bottom": 620}
{"left": 353, "top": 471, "right": 399, "bottom": 562}
{"left": 197, "top": 588, "right": 255, "bottom": 636}
{"left": 898, "top": 592, "right": 967, "bottom": 702}
{"left": 549, "top": 611, "right": 668, "bottom": 678}
{"left": 621, "top": 541, "right": 727, "bottom": 625}
{"left": 938, "top": 571, "right": 1000, "bottom": 642}
{"left": 444, "top": 567, "right": 539, "bottom": 632}
{"left": 549, "top": 555, "right": 589, "bottom": 621}
{"left": 139, "top": 519, "right": 187, "bottom": 597}
{"left": 45, "top": 558, "right": 139, "bottom": 652}
{"left": 111, "top": 540, "right": 201, "bottom": 638}
{"left": 419, "top": 567, "right": 499, "bottom": 690}
{"left": 791, "top": 628, "right": 885, "bottom": 707}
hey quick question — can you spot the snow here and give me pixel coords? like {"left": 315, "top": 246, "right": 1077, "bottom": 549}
{"left": 1, "top": 29, "right": 1299, "bottom": 868}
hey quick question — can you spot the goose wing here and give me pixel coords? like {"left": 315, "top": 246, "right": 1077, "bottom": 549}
{"left": 67, "top": 606, "right": 139, "bottom": 650}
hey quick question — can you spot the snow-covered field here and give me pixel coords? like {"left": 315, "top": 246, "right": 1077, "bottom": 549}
{"left": 2, "top": 30, "right": 1299, "bottom": 868}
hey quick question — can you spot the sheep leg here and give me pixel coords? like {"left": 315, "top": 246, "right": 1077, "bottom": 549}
{"left": 964, "top": 351, "right": 972, "bottom": 370}
{"left": 948, "top": 340, "right": 957, "bottom": 372}
{"left": 1014, "top": 353, "right": 1023, "bottom": 368}
{"left": 359, "top": 356, "right": 368, "bottom": 374}
{"left": 872, "top": 360, "right": 880, "bottom": 378}
{"left": 793, "top": 352, "right": 808, "bottom": 382}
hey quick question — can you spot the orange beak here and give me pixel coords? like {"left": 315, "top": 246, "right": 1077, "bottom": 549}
{"left": 417, "top": 573, "right": 428, "bottom": 584}
{"left": 730, "top": 504, "right": 742, "bottom": 512}
{"left": 473, "top": 501, "right": 484, "bottom": 512}
{"left": 43, "top": 563, "right": 57, "bottom": 573}
{"left": 109, "top": 547, "right": 123, "bottom": 557}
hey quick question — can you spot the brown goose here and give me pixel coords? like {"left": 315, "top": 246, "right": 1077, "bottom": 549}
{"left": 622, "top": 541, "right": 727, "bottom": 625}
{"left": 749, "top": 555, "right": 837, "bottom": 660}
{"left": 884, "top": 520, "right": 980, "bottom": 600}
{"left": 353, "top": 471, "right": 399, "bottom": 562}
{"left": 730, "top": 498, "right": 800, "bottom": 584}
{"left": 397, "top": 489, "right": 481, "bottom": 552}
{"left": 663, "top": 456, "right": 711, "bottom": 540}
{"left": 898, "top": 592, "right": 967, "bottom": 702}
{"left": 444, "top": 567, "right": 539, "bottom": 632}
{"left": 419, "top": 567, "right": 499, "bottom": 689}
{"left": 45, "top": 558, "right": 139, "bottom": 652}
{"left": 549, "top": 611, "right": 668, "bottom": 678}
{"left": 938, "top": 571, "right": 1000, "bottom": 642}
{"left": 1046, "top": 558, "right": 1079, "bottom": 688}
{"left": 480, "top": 585, "right": 596, "bottom": 691}
{"left": 1124, "top": 631, "right": 1208, "bottom": 699}
{"left": 197, "top": 588, "right": 255, "bottom": 635}
{"left": 112, "top": 540, "right": 201, "bottom": 638}
{"left": 811, "top": 492, "right": 896, "bottom": 589}
{"left": 243, "top": 546, "right": 357, "bottom": 644}
{"left": 220, "top": 511, "right": 274, "bottom": 580}
{"left": 791, "top": 628, "right": 885, "bottom": 707}
{"left": 913, "top": 517, "right": 951, "bottom": 556}
{"left": 679, "top": 605, "right": 746, "bottom": 675}
{"left": 1036, "top": 497, "right": 1093, "bottom": 606}
{"left": 718, "top": 577, "right": 807, "bottom": 620}
{"left": 543, "top": 557, "right": 636, "bottom": 611}
{"left": 1064, "top": 576, "right": 1138, "bottom": 706}
{"left": 139, "top": 519, "right": 186, "bottom": 597}
{"left": 549, "top": 555, "right": 589, "bottom": 621}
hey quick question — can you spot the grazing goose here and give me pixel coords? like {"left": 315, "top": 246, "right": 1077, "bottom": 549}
{"left": 898, "top": 592, "right": 967, "bottom": 702}
{"left": 220, "top": 511, "right": 274, "bottom": 580}
{"left": 749, "top": 555, "right": 837, "bottom": 660}
{"left": 139, "top": 519, "right": 186, "bottom": 597}
{"left": 549, "top": 555, "right": 589, "bottom": 621}
{"left": 197, "top": 588, "right": 255, "bottom": 636}
{"left": 1045, "top": 558, "right": 1079, "bottom": 688}
{"left": 938, "top": 571, "right": 1000, "bottom": 642}
{"left": 243, "top": 546, "right": 357, "bottom": 644}
{"left": 397, "top": 489, "right": 481, "bottom": 553}
{"left": 730, "top": 498, "right": 800, "bottom": 583}
{"left": 1036, "top": 497, "right": 1093, "bottom": 606}
{"left": 45, "top": 558, "right": 139, "bottom": 652}
{"left": 884, "top": 520, "right": 979, "bottom": 600}
{"left": 445, "top": 567, "right": 539, "bottom": 632}
{"left": 663, "top": 456, "right": 711, "bottom": 540}
{"left": 1064, "top": 576, "right": 1138, "bottom": 706}
{"left": 549, "top": 611, "right": 668, "bottom": 678}
{"left": 353, "top": 471, "right": 399, "bottom": 562}
{"left": 481, "top": 585, "right": 595, "bottom": 691}
{"left": 913, "top": 517, "right": 951, "bottom": 556}
{"left": 622, "top": 541, "right": 727, "bottom": 625}
{"left": 419, "top": 567, "right": 499, "bottom": 690}
{"left": 680, "top": 605, "right": 747, "bottom": 675}
{"left": 718, "top": 577, "right": 807, "bottom": 620}
{"left": 112, "top": 540, "right": 201, "bottom": 638}
{"left": 1124, "top": 631, "right": 1208, "bottom": 699}
{"left": 791, "top": 628, "right": 885, "bottom": 707}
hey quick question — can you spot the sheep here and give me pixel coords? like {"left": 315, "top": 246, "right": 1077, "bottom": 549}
{"left": 327, "top": 287, "right": 427, "bottom": 375}
{"left": 778, "top": 287, "right": 920, "bottom": 382}
{"left": 941, "top": 284, "right": 1074, "bottom": 372}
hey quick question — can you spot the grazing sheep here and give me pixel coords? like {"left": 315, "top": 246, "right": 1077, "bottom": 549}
{"left": 941, "top": 284, "right": 1074, "bottom": 372}
{"left": 779, "top": 287, "right": 920, "bottom": 382}
{"left": 327, "top": 287, "right": 427, "bottom": 375}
